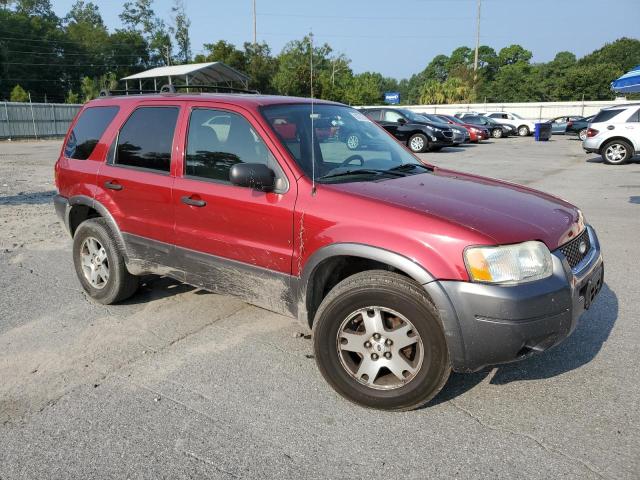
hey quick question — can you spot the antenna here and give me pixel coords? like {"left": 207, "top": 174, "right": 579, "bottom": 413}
{"left": 310, "top": 31, "right": 316, "bottom": 196}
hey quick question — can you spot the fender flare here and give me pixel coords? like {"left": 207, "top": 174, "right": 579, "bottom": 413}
{"left": 67, "top": 195, "right": 129, "bottom": 259}
{"left": 296, "top": 242, "right": 466, "bottom": 367}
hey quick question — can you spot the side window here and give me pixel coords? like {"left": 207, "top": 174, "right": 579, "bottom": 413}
{"left": 627, "top": 108, "right": 640, "bottom": 123}
{"left": 185, "top": 108, "right": 280, "bottom": 184}
{"left": 363, "top": 110, "right": 381, "bottom": 121}
{"left": 115, "top": 106, "right": 179, "bottom": 172}
{"left": 592, "top": 109, "right": 624, "bottom": 123}
{"left": 383, "top": 110, "right": 404, "bottom": 123}
{"left": 64, "top": 106, "right": 119, "bottom": 160}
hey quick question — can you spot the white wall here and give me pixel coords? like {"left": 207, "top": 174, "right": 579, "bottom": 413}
{"left": 362, "top": 98, "right": 634, "bottom": 120}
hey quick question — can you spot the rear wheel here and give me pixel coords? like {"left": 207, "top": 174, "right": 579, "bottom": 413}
{"left": 408, "top": 133, "right": 429, "bottom": 153}
{"left": 579, "top": 128, "right": 588, "bottom": 141}
{"left": 518, "top": 125, "right": 530, "bottom": 136}
{"left": 73, "top": 218, "right": 138, "bottom": 304}
{"left": 601, "top": 139, "right": 633, "bottom": 165}
{"left": 313, "top": 270, "right": 450, "bottom": 411}
{"left": 492, "top": 128, "right": 503, "bottom": 139}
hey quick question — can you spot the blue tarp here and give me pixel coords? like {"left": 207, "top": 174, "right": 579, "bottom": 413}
{"left": 611, "top": 65, "right": 640, "bottom": 93}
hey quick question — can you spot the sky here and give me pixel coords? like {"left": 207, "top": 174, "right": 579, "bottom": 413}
{"left": 52, "top": 0, "right": 640, "bottom": 79}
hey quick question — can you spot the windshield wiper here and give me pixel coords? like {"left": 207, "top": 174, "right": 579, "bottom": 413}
{"left": 319, "top": 168, "right": 406, "bottom": 180}
{"left": 387, "top": 163, "right": 433, "bottom": 173}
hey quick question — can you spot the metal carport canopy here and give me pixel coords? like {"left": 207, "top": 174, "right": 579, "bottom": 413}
{"left": 121, "top": 62, "right": 250, "bottom": 88}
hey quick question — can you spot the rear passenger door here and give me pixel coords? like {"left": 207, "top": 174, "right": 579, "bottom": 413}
{"left": 172, "top": 103, "right": 296, "bottom": 278}
{"left": 96, "top": 103, "right": 181, "bottom": 250}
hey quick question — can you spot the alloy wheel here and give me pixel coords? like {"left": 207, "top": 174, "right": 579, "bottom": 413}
{"left": 346, "top": 134, "right": 360, "bottom": 150}
{"left": 410, "top": 136, "right": 425, "bottom": 152}
{"left": 336, "top": 306, "right": 424, "bottom": 390}
{"left": 605, "top": 143, "right": 626, "bottom": 163}
{"left": 80, "top": 237, "right": 109, "bottom": 289}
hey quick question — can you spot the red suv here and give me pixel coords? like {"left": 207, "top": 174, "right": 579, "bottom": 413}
{"left": 54, "top": 92, "right": 604, "bottom": 410}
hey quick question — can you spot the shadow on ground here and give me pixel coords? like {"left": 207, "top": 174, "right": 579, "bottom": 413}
{"left": 428, "top": 282, "right": 618, "bottom": 406}
{"left": 0, "top": 190, "right": 57, "bottom": 205}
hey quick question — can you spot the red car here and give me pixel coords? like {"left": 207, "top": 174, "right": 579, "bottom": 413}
{"left": 54, "top": 92, "right": 603, "bottom": 410}
{"left": 435, "top": 114, "right": 490, "bottom": 142}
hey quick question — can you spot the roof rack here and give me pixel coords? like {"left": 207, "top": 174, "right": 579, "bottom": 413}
{"left": 99, "top": 84, "right": 259, "bottom": 97}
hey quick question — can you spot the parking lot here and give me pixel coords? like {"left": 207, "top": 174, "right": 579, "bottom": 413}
{"left": 0, "top": 136, "right": 638, "bottom": 479}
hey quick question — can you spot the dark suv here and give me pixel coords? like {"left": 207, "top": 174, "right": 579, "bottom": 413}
{"left": 360, "top": 108, "right": 455, "bottom": 152}
{"left": 55, "top": 92, "right": 604, "bottom": 411}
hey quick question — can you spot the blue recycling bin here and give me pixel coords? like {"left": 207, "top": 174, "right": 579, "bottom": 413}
{"left": 534, "top": 122, "right": 552, "bottom": 141}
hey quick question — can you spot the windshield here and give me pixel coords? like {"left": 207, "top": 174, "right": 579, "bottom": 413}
{"left": 510, "top": 112, "right": 523, "bottom": 119}
{"left": 261, "top": 103, "right": 429, "bottom": 184}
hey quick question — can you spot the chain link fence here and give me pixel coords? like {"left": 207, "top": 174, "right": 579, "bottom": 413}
{"left": 0, "top": 102, "right": 82, "bottom": 140}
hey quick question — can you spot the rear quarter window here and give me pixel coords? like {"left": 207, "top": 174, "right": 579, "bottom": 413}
{"left": 64, "top": 106, "right": 119, "bottom": 160}
{"left": 592, "top": 109, "right": 624, "bottom": 123}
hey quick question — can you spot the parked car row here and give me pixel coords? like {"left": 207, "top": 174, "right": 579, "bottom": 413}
{"left": 356, "top": 108, "right": 498, "bottom": 153}
{"left": 546, "top": 115, "right": 595, "bottom": 141}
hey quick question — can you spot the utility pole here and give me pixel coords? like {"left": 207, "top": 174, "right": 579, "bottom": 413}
{"left": 473, "top": 0, "right": 481, "bottom": 84}
{"left": 252, "top": 0, "right": 257, "bottom": 47}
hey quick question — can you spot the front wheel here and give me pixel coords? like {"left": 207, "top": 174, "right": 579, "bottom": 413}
{"left": 313, "top": 270, "right": 450, "bottom": 411}
{"left": 408, "top": 133, "right": 429, "bottom": 153}
{"left": 345, "top": 133, "right": 360, "bottom": 150}
{"left": 601, "top": 139, "right": 633, "bottom": 165}
{"left": 492, "top": 128, "right": 503, "bottom": 139}
{"left": 579, "top": 129, "right": 588, "bottom": 141}
{"left": 518, "top": 125, "right": 530, "bottom": 136}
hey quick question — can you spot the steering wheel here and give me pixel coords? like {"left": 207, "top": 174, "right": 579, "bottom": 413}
{"left": 340, "top": 154, "right": 364, "bottom": 168}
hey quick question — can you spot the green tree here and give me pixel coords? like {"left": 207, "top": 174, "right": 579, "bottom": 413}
{"left": 195, "top": 40, "right": 247, "bottom": 71}
{"left": 65, "top": 89, "right": 80, "bottom": 103}
{"left": 170, "top": 0, "right": 191, "bottom": 63}
{"left": 498, "top": 44, "right": 532, "bottom": 66}
{"left": 10, "top": 84, "right": 29, "bottom": 102}
{"left": 272, "top": 35, "right": 332, "bottom": 98}
{"left": 556, "top": 63, "right": 623, "bottom": 100}
{"left": 580, "top": 37, "right": 640, "bottom": 72}
{"left": 243, "top": 42, "right": 278, "bottom": 93}
{"left": 342, "top": 72, "right": 381, "bottom": 105}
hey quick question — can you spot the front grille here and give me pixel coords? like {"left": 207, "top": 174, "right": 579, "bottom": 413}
{"left": 443, "top": 131, "right": 453, "bottom": 138}
{"left": 559, "top": 228, "right": 591, "bottom": 269}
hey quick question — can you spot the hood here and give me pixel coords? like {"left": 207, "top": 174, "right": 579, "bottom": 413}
{"left": 329, "top": 169, "right": 582, "bottom": 250}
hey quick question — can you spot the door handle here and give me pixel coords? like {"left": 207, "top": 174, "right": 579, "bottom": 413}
{"left": 104, "top": 180, "right": 123, "bottom": 191}
{"left": 181, "top": 195, "right": 206, "bottom": 207}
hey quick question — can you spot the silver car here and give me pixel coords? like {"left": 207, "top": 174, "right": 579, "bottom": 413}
{"left": 583, "top": 104, "right": 640, "bottom": 165}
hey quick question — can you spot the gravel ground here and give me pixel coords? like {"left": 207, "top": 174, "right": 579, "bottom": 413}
{"left": 0, "top": 136, "right": 638, "bottom": 479}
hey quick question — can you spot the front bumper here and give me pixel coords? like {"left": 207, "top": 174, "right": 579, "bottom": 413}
{"left": 425, "top": 225, "right": 604, "bottom": 372}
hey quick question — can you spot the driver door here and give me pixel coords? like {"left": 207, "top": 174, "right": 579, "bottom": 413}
{"left": 380, "top": 110, "right": 408, "bottom": 142}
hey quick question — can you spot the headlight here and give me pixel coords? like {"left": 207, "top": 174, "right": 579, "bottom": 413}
{"left": 464, "top": 241, "right": 553, "bottom": 284}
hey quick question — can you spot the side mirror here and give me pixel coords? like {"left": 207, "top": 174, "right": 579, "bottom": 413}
{"left": 229, "top": 163, "right": 275, "bottom": 191}
{"left": 397, "top": 117, "right": 407, "bottom": 125}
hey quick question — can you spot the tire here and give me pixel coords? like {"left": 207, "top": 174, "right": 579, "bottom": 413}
{"left": 312, "top": 270, "right": 451, "bottom": 411}
{"left": 345, "top": 133, "right": 360, "bottom": 150}
{"left": 579, "top": 129, "right": 588, "bottom": 141}
{"left": 601, "top": 139, "right": 633, "bottom": 165}
{"left": 517, "top": 125, "right": 530, "bottom": 136}
{"left": 492, "top": 128, "right": 503, "bottom": 139}
{"left": 408, "top": 133, "right": 429, "bottom": 153}
{"left": 72, "top": 218, "right": 139, "bottom": 304}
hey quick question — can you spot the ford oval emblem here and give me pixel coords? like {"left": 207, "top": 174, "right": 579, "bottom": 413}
{"left": 578, "top": 240, "right": 587, "bottom": 254}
